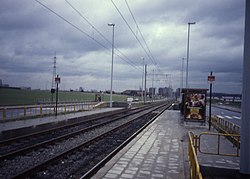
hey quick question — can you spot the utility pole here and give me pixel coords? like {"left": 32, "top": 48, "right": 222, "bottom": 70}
{"left": 209, "top": 71, "right": 213, "bottom": 131}
{"left": 141, "top": 57, "right": 144, "bottom": 102}
{"left": 108, "top": 23, "right": 115, "bottom": 108}
{"left": 152, "top": 69, "right": 154, "bottom": 101}
{"left": 180, "top": 58, "right": 185, "bottom": 99}
{"left": 186, "top": 22, "right": 196, "bottom": 88}
{"left": 144, "top": 64, "right": 147, "bottom": 104}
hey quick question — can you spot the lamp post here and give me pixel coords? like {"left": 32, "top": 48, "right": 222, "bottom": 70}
{"left": 108, "top": 23, "right": 115, "bottom": 108}
{"left": 186, "top": 22, "right": 196, "bottom": 88}
{"left": 141, "top": 57, "right": 144, "bottom": 102}
{"left": 144, "top": 64, "right": 147, "bottom": 104}
{"left": 180, "top": 57, "right": 185, "bottom": 98}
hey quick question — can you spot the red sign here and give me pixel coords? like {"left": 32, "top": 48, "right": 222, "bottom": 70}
{"left": 208, "top": 75, "right": 215, "bottom": 82}
{"left": 55, "top": 77, "right": 61, "bottom": 84}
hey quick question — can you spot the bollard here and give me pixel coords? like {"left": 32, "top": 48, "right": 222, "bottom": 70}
{"left": 40, "top": 105, "right": 43, "bottom": 116}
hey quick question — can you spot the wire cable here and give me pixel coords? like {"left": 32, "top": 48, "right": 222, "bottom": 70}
{"left": 35, "top": 0, "right": 109, "bottom": 51}
{"left": 111, "top": 0, "right": 156, "bottom": 66}
{"left": 64, "top": 0, "right": 141, "bottom": 70}
{"left": 124, "top": 0, "right": 157, "bottom": 65}
{"left": 35, "top": 0, "right": 141, "bottom": 70}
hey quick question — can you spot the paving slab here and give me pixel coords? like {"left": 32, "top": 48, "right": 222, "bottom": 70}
{"left": 93, "top": 110, "right": 188, "bottom": 179}
{"left": 92, "top": 110, "right": 242, "bottom": 179}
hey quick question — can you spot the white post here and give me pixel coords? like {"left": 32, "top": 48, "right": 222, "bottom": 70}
{"left": 240, "top": 0, "right": 250, "bottom": 175}
{"left": 180, "top": 58, "right": 185, "bottom": 99}
{"left": 186, "top": 22, "right": 195, "bottom": 88}
{"left": 108, "top": 23, "right": 115, "bottom": 108}
{"left": 152, "top": 69, "right": 154, "bottom": 101}
{"left": 141, "top": 57, "right": 144, "bottom": 101}
{"left": 144, "top": 64, "right": 147, "bottom": 104}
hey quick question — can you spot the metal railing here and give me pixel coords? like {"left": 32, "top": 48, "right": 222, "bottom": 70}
{"left": 0, "top": 102, "right": 99, "bottom": 121}
{"left": 211, "top": 115, "right": 240, "bottom": 135}
{"left": 188, "top": 131, "right": 203, "bottom": 179}
{"left": 188, "top": 131, "right": 240, "bottom": 179}
{"left": 198, "top": 132, "right": 240, "bottom": 157}
{"left": 211, "top": 115, "right": 240, "bottom": 147}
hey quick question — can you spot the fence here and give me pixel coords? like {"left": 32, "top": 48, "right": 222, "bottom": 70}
{"left": 197, "top": 132, "right": 240, "bottom": 157}
{"left": 188, "top": 131, "right": 240, "bottom": 179}
{"left": 211, "top": 115, "right": 240, "bottom": 147}
{"left": 0, "top": 102, "right": 99, "bottom": 121}
{"left": 211, "top": 115, "right": 240, "bottom": 134}
{"left": 188, "top": 131, "right": 203, "bottom": 179}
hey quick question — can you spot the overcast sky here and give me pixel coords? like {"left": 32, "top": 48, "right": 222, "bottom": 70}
{"left": 0, "top": 0, "right": 245, "bottom": 93}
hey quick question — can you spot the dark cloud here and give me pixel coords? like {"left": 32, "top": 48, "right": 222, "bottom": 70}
{"left": 0, "top": 0, "right": 245, "bottom": 93}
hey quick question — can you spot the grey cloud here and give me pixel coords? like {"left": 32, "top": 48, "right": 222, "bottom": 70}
{"left": 0, "top": 0, "right": 245, "bottom": 93}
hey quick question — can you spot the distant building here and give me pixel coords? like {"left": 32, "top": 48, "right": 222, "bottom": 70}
{"left": 0, "top": 79, "right": 2, "bottom": 87}
{"left": 121, "top": 90, "right": 142, "bottom": 96}
{"left": 212, "top": 92, "right": 242, "bottom": 102}
{"left": 20, "top": 86, "right": 31, "bottom": 90}
{"left": 176, "top": 88, "right": 181, "bottom": 97}
{"left": 159, "top": 87, "right": 173, "bottom": 97}
{"left": 149, "top": 87, "right": 156, "bottom": 95}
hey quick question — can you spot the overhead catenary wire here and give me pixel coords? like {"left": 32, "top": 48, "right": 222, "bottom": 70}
{"left": 115, "top": 0, "right": 171, "bottom": 89}
{"left": 123, "top": 0, "right": 167, "bottom": 79}
{"left": 65, "top": 0, "right": 141, "bottom": 71}
{"left": 111, "top": 0, "right": 157, "bottom": 66}
{"left": 124, "top": 0, "right": 157, "bottom": 66}
{"left": 35, "top": 0, "right": 141, "bottom": 71}
{"left": 35, "top": 0, "right": 109, "bottom": 51}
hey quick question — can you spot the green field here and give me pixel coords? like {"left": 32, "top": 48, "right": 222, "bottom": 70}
{"left": 0, "top": 88, "right": 129, "bottom": 106}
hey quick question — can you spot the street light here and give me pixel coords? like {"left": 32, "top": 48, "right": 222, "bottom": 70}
{"left": 141, "top": 57, "right": 144, "bottom": 102}
{"left": 108, "top": 23, "right": 115, "bottom": 108}
{"left": 180, "top": 57, "right": 185, "bottom": 98}
{"left": 186, "top": 22, "right": 196, "bottom": 88}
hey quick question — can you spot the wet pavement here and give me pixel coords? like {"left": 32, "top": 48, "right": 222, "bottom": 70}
{"left": 92, "top": 110, "right": 243, "bottom": 179}
{"left": 0, "top": 106, "right": 245, "bottom": 178}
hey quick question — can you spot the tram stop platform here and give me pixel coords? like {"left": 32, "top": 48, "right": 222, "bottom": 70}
{"left": 92, "top": 110, "right": 246, "bottom": 179}
{"left": 0, "top": 108, "right": 124, "bottom": 140}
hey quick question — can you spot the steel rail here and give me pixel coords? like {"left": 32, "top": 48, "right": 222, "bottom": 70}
{"left": 0, "top": 107, "right": 149, "bottom": 159}
{"left": 11, "top": 102, "right": 172, "bottom": 178}
{"left": 80, "top": 102, "right": 173, "bottom": 179}
{"left": 0, "top": 108, "right": 127, "bottom": 144}
{"left": 0, "top": 102, "right": 166, "bottom": 160}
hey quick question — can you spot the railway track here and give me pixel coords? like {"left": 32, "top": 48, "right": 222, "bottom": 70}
{"left": 0, "top": 104, "right": 155, "bottom": 158}
{"left": 0, "top": 100, "right": 173, "bottom": 178}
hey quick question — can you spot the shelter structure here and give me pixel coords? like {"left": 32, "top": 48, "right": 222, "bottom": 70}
{"left": 181, "top": 88, "right": 208, "bottom": 123}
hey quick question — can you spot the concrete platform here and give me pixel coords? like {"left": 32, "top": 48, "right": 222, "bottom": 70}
{"left": 92, "top": 110, "right": 241, "bottom": 179}
{"left": 93, "top": 110, "right": 188, "bottom": 179}
{"left": 0, "top": 108, "right": 123, "bottom": 135}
